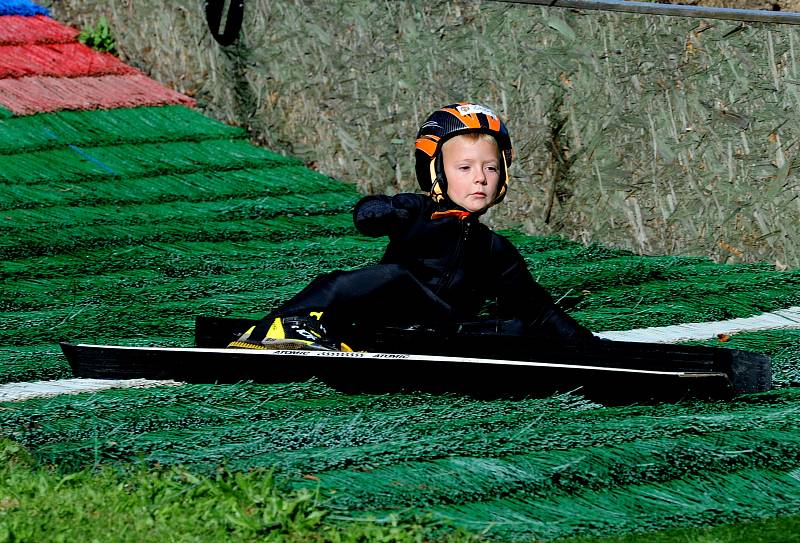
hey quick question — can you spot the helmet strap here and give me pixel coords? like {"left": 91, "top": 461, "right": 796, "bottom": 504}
{"left": 429, "top": 159, "right": 446, "bottom": 203}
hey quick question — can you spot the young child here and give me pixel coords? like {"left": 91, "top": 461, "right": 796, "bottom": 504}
{"left": 229, "top": 103, "right": 593, "bottom": 351}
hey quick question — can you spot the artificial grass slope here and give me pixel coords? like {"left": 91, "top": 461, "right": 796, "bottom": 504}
{"left": 0, "top": 42, "right": 136, "bottom": 79}
{"left": 1, "top": 104, "right": 799, "bottom": 540}
{"left": 0, "top": 105, "right": 242, "bottom": 155}
{"left": 0, "top": 139, "right": 291, "bottom": 186}
{"left": 3, "top": 384, "right": 800, "bottom": 541}
{"left": 574, "top": 515, "right": 800, "bottom": 543}
{"left": 2, "top": 440, "right": 800, "bottom": 543}
{"left": 0, "top": 165, "right": 353, "bottom": 211}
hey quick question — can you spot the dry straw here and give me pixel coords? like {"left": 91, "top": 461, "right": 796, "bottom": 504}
{"left": 45, "top": 0, "right": 800, "bottom": 267}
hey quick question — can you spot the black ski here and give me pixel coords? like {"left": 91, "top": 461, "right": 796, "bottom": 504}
{"left": 194, "top": 316, "right": 773, "bottom": 395}
{"left": 59, "top": 315, "right": 772, "bottom": 403}
{"left": 61, "top": 341, "right": 737, "bottom": 403}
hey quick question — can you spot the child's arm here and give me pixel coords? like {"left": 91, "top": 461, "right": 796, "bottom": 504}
{"left": 353, "top": 193, "right": 422, "bottom": 238}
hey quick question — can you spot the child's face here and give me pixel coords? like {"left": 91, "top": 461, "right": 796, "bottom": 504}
{"left": 441, "top": 135, "right": 501, "bottom": 213}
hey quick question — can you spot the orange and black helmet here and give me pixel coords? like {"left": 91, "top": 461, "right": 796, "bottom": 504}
{"left": 415, "top": 103, "right": 513, "bottom": 206}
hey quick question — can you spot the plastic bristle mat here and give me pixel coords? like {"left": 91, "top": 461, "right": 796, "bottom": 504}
{"left": 0, "top": 43, "right": 137, "bottom": 78}
{"left": 0, "top": 0, "right": 47, "bottom": 16}
{"left": 1, "top": 4, "right": 800, "bottom": 541}
{"left": 0, "top": 74, "right": 194, "bottom": 115}
{"left": 0, "top": 15, "right": 77, "bottom": 45}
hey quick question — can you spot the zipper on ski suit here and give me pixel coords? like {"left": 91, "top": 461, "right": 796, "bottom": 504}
{"left": 434, "top": 218, "right": 471, "bottom": 295}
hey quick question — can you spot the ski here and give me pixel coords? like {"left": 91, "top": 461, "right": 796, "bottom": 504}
{"left": 60, "top": 341, "right": 768, "bottom": 404}
{"left": 59, "top": 315, "right": 772, "bottom": 403}
{"left": 194, "top": 316, "right": 772, "bottom": 395}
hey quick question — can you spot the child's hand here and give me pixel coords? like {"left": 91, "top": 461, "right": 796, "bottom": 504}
{"left": 389, "top": 193, "right": 419, "bottom": 211}
{"left": 354, "top": 196, "right": 411, "bottom": 237}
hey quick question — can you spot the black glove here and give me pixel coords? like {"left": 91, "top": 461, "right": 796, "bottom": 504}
{"left": 354, "top": 197, "right": 410, "bottom": 237}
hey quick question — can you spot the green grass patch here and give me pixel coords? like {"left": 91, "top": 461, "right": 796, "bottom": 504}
{"left": 2, "top": 438, "right": 799, "bottom": 543}
{"left": 4, "top": 381, "right": 800, "bottom": 541}
{"left": 77, "top": 16, "right": 117, "bottom": 55}
{"left": 0, "top": 439, "right": 477, "bottom": 543}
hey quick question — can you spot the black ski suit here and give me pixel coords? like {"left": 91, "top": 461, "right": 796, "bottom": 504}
{"left": 272, "top": 193, "right": 593, "bottom": 342}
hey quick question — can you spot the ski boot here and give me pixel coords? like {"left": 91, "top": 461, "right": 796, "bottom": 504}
{"left": 227, "top": 312, "right": 352, "bottom": 351}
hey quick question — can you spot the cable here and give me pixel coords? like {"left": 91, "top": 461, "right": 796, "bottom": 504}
{"left": 494, "top": 0, "right": 800, "bottom": 25}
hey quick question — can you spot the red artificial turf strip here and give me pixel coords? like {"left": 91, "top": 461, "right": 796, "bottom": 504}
{"left": 0, "top": 73, "right": 195, "bottom": 115}
{"left": 0, "top": 43, "right": 137, "bottom": 78}
{"left": 0, "top": 15, "right": 78, "bottom": 45}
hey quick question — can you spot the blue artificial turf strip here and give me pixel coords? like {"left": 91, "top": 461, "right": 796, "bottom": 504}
{"left": 0, "top": 0, "right": 48, "bottom": 16}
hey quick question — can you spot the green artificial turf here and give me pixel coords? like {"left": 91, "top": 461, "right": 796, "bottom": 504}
{"left": 3, "top": 382, "right": 800, "bottom": 541}
{"left": 0, "top": 106, "right": 243, "bottom": 155}
{"left": 565, "top": 515, "right": 800, "bottom": 543}
{"left": 2, "top": 105, "right": 799, "bottom": 542}
{"left": 3, "top": 439, "right": 799, "bottom": 543}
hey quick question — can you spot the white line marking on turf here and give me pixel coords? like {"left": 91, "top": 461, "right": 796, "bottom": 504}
{"left": 596, "top": 306, "right": 800, "bottom": 343}
{"left": 0, "top": 378, "right": 183, "bottom": 403}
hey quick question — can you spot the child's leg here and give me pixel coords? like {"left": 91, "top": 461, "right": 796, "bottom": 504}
{"left": 456, "top": 310, "right": 593, "bottom": 343}
{"left": 232, "top": 264, "right": 451, "bottom": 349}
{"left": 527, "top": 306, "right": 595, "bottom": 342}
{"left": 275, "top": 264, "right": 451, "bottom": 326}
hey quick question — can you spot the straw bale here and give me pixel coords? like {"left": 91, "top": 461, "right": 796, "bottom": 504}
{"left": 42, "top": 0, "right": 800, "bottom": 266}
{"left": 695, "top": 0, "right": 800, "bottom": 12}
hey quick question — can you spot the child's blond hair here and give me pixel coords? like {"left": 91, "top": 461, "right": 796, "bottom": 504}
{"left": 442, "top": 132, "right": 500, "bottom": 149}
